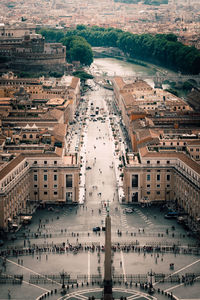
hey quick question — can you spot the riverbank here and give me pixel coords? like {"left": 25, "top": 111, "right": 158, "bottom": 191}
{"left": 90, "top": 54, "right": 198, "bottom": 100}
{"left": 92, "top": 48, "right": 176, "bottom": 77}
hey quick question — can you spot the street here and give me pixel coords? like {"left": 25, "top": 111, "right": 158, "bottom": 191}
{"left": 0, "top": 82, "right": 199, "bottom": 300}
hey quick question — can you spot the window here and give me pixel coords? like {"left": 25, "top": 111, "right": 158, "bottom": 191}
{"left": 147, "top": 184, "right": 150, "bottom": 188}
{"left": 157, "top": 184, "right": 160, "bottom": 188}
{"left": 147, "top": 191, "right": 151, "bottom": 195}
{"left": 157, "top": 161, "right": 160, "bottom": 164}
{"left": 54, "top": 170, "right": 57, "bottom": 172}
{"left": 167, "top": 169, "right": 170, "bottom": 172}
{"left": 157, "top": 174, "right": 160, "bottom": 181}
{"left": 54, "top": 174, "right": 57, "bottom": 181}
{"left": 44, "top": 161, "right": 47, "bottom": 165}
{"left": 196, "top": 155, "right": 199, "bottom": 159}
{"left": 167, "top": 160, "right": 170, "bottom": 164}
{"left": 177, "top": 142, "right": 179, "bottom": 146}
{"left": 54, "top": 184, "right": 57, "bottom": 188}
{"left": 44, "top": 170, "right": 47, "bottom": 172}
{"left": 54, "top": 161, "right": 57, "bottom": 165}
{"left": 34, "top": 185, "right": 37, "bottom": 188}
{"left": 44, "top": 184, "right": 47, "bottom": 188}
{"left": 167, "top": 184, "right": 170, "bottom": 188}
{"left": 44, "top": 175, "right": 47, "bottom": 181}
{"left": 157, "top": 191, "right": 160, "bottom": 195}
{"left": 34, "top": 170, "right": 37, "bottom": 173}
{"left": 44, "top": 191, "right": 48, "bottom": 195}
{"left": 34, "top": 161, "right": 37, "bottom": 165}
{"left": 54, "top": 191, "right": 58, "bottom": 195}
{"left": 197, "top": 148, "right": 199, "bottom": 152}
{"left": 30, "top": 134, "right": 33, "bottom": 138}
{"left": 190, "top": 148, "right": 193, "bottom": 152}
{"left": 147, "top": 161, "right": 150, "bottom": 164}
{"left": 167, "top": 174, "right": 170, "bottom": 181}
{"left": 132, "top": 174, "right": 138, "bottom": 188}
{"left": 147, "top": 170, "right": 151, "bottom": 172}
{"left": 34, "top": 174, "right": 37, "bottom": 181}
{"left": 147, "top": 174, "right": 150, "bottom": 181}
{"left": 66, "top": 174, "right": 72, "bottom": 188}
{"left": 157, "top": 169, "right": 160, "bottom": 172}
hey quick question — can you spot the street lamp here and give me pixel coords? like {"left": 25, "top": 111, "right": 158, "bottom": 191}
{"left": 147, "top": 270, "right": 155, "bottom": 295}
{"left": 60, "top": 270, "right": 67, "bottom": 289}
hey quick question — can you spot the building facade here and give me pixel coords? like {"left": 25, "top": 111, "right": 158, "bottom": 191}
{"left": 0, "top": 23, "right": 66, "bottom": 73}
{"left": 0, "top": 152, "right": 80, "bottom": 231}
{"left": 123, "top": 150, "right": 200, "bottom": 230}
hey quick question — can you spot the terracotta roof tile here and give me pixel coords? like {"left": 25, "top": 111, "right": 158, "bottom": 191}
{"left": 0, "top": 154, "right": 26, "bottom": 181}
{"left": 141, "top": 150, "right": 200, "bottom": 174}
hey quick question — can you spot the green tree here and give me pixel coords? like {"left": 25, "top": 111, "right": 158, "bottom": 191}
{"left": 62, "top": 36, "right": 93, "bottom": 66}
{"left": 39, "top": 26, "right": 200, "bottom": 74}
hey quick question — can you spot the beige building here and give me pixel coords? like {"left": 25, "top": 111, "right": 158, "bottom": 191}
{"left": 0, "top": 151, "right": 80, "bottom": 231}
{"left": 112, "top": 77, "right": 200, "bottom": 232}
{"left": 0, "top": 74, "right": 80, "bottom": 125}
{"left": 186, "top": 140, "right": 200, "bottom": 162}
{"left": 123, "top": 148, "right": 200, "bottom": 229}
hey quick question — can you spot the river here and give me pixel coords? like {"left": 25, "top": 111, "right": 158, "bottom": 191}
{"left": 89, "top": 57, "right": 176, "bottom": 89}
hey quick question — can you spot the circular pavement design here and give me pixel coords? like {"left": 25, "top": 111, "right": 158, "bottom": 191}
{"left": 59, "top": 287, "right": 157, "bottom": 300}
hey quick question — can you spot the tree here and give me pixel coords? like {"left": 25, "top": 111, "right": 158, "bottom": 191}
{"left": 39, "top": 26, "right": 200, "bottom": 74}
{"left": 62, "top": 36, "right": 93, "bottom": 66}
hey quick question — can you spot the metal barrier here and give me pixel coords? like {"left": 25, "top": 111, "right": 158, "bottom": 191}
{"left": 0, "top": 274, "right": 23, "bottom": 284}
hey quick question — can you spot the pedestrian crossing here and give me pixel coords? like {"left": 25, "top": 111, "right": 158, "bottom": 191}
{"left": 134, "top": 208, "right": 154, "bottom": 227}
{"left": 120, "top": 210, "right": 129, "bottom": 230}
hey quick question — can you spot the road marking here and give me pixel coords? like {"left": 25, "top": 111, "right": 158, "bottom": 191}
{"left": 1, "top": 270, "right": 50, "bottom": 293}
{"left": 134, "top": 209, "right": 154, "bottom": 227}
{"left": 88, "top": 250, "right": 90, "bottom": 283}
{"left": 2, "top": 257, "right": 61, "bottom": 286}
{"left": 164, "top": 282, "right": 184, "bottom": 292}
{"left": 154, "top": 258, "right": 200, "bottom": 286}
{"left": 23, "top": 279, "right": 51, "bottom": 292}
{"left": 120, "top": 250, "right": 126, "bottom": 282}
{"left": 169, "top": 258, "right": 200, "bottom": 276}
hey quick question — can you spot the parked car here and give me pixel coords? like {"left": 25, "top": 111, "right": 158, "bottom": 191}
{"left": 164, "top": 211, "right": 179, "bottom": 219}
{"left": 93, "top": 226, "right": 101, "bottom": 232}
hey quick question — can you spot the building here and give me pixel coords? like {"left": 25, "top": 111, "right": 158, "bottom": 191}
{"left": 112, "top": 77, "right": 200, "bottom": 233}
{"left": 0, "top": 151, "right": 80, "bottom": 231}
{"left": 0, "top": 22, "right": 66, "bottom": 73}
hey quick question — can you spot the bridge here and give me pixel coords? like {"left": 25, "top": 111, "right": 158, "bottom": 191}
{"left": 95, "top": 73, "right": 200, "bottom": 89}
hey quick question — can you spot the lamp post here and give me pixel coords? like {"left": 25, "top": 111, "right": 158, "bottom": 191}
{"left": 148, "top": 270, "right": 155, "bottom": 295}
{"left": 60, "top": 270, "right": 68, "bottom": 291}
